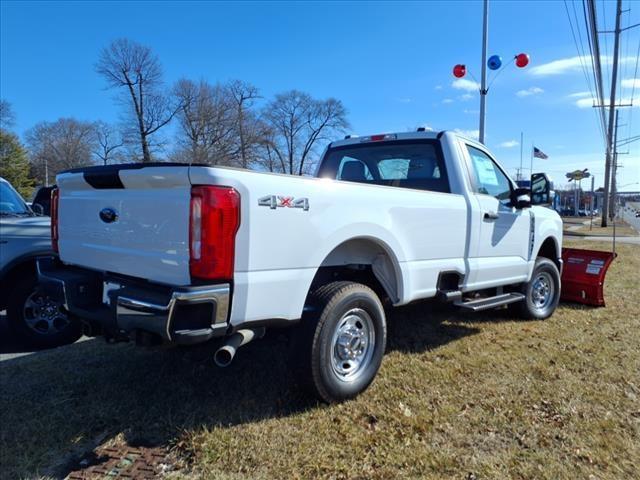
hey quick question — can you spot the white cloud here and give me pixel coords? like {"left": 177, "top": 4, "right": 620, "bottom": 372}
{"left": 574, "top": 97, "right": 596, "bottom": 108}
{"left": 621, "top": 78, "right": 640, "bottom": 90}
{"left": 567, "top": 91, "right": 591, "bottom": 98}
{"left": 499, "top": 140, "right": 519, "bottom": 148}
{"left": 442, "top": 98, "right": 454, "bottom": 104}
{"left": 516, "top": 87, "right": 544, "bottom": 97}
{"left": 397, "top": 97, "right": 412, "bottom": 104}
{"left": 463, "top": 108, "right": 480, "bottom": 115}
{"left": 434, "top": 85, "right": 443, "bottom": 90}
{"left": 575, "top": 97, "right": 639, "bottom": 108}
{"left": 452, "top": 78, "right": 480, "bottom": 92}
{"left": 459, "top": 93, "right": 474, "bottom": 101}
{"left": 529, "top": 55, "right": 635, "bottom": 76}
{"left": 454, "top": 128, "right": 480, "bottom": 140}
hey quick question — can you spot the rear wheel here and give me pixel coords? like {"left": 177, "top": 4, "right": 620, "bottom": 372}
{"left": 516, "top": 257, "right": 561, "bottom": 320}
{"left": 291, "top": 281, "right": 387, "bottom": 403}
{"left": 6, "top": 275, "right": 81, "bottom": 348}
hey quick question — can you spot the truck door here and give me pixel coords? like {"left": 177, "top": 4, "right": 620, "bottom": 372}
{"left": 464, "top": 144, "right": 531, "bottom": 288}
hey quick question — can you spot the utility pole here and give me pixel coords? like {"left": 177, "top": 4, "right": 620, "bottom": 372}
{"left": 601, "top": 0, "right": 622, "bottom": 227}
{"left": 610, "top": 109, "right": 620, "bottom": 219}
{"left": 589, "top": 175, "right": 595, "bottom": 231}
{"left": 478, "top": 0, "right": 489, "bottom": 144}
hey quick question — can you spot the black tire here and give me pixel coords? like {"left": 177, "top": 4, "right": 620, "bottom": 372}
{"left": 291, "top": 281, "right": 387, "bottom": 403}
{"left": 6, "top": 275, "right": 81, "bottom": 348}
{"left": 515, "top": 257, "right": 561, "bottom": 320}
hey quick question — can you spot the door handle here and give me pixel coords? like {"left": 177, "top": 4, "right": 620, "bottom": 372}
{"left": 483, "top": 211, "right": 499, "bottom": 220}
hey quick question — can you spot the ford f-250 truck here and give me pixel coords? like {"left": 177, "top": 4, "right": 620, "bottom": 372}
{"left": 39, "top": 130, "right": 562, "bottom": 403}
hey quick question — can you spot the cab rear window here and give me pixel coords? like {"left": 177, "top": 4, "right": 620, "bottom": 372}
{"left": 318, "top": 140, "right": 450, "bottom": 193}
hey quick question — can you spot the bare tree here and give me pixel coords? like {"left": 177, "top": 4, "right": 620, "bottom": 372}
{"left": 173, "top": 79, "right": 236, "bottom": 165}
{"left": 262, "top": 91, "right": 349, "bottom": 175}
{"left": 96, "top": 38, "right": 179, "bottom": 162}
{"left": 0, "top": 99, "right": 16, "bottom": 131}
{"left": 93, "top": 121, "right": 124, "bottom": 165}
{"left": 26, "top": 118, "right": 97, "bottom": 185}
{"left": 228, "top": 80, "right": 261, "bottom": 168}
{"left": 254, "top": 122, "right": 281, "bottom": 173}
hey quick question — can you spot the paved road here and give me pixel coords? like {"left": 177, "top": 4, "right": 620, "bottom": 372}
{"left": 621, "top": 203, "right": 640, "bottom": 233}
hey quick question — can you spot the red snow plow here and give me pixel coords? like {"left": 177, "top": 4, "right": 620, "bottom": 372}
{"left": 560, "top": 248, "right": 616, "bottom": 307}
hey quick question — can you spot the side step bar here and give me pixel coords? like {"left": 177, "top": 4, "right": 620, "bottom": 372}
{"left": 454, "top": 292, "right": 525, "bottom": 312}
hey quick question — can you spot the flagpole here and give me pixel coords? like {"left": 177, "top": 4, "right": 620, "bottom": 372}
{"left": 530, "top": 142, "right": 534, "bottom": 180}
{"left": 519, "top": 131, "right": 523, "bottom": 181}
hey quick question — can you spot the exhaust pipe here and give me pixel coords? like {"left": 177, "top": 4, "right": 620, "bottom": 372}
{"left": 214, "top": 328, "right": 265, "bottom": 367}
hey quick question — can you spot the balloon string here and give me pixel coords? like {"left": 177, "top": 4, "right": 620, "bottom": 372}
{"left": 487, "top": 57, "right": 516, "bottom": 91}
{"left": 465, "top": 70, "right": 481, "bottom": 90}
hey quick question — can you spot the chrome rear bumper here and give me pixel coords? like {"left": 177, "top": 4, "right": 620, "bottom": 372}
{"left": 37, "top": 257, "right": 230, "bottom": 345}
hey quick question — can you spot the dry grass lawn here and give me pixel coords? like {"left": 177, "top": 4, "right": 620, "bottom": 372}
{"left": 0, "top": 239, "right": 638, "bottom": 479}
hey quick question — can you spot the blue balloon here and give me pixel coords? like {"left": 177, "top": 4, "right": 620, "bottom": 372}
{"left": 488, "top": 55, "right": 502, "bottom": 70}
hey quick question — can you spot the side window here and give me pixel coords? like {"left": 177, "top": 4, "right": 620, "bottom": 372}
{"left": 466, "top": 146, "right": 512, "bottom": 205}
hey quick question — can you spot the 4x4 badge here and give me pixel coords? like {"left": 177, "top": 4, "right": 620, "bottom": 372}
{"left": 258, "top": 195, "right": 309, "bottom": 211}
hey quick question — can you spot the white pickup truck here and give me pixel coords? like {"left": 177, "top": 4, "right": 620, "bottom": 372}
{"left": 39, "top": 130, "right": 562, "bottom": 402}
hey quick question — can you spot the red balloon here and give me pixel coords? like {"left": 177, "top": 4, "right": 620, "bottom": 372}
{"left": 453, "top": 64, "right": 466, "bottom": 78}
{"left": 515, "top": 53, "right": 530, "bottom": 68}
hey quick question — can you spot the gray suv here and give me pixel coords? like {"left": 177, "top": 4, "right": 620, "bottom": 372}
{"left": 0, "top": 177, "right": 80, "bottom": 347}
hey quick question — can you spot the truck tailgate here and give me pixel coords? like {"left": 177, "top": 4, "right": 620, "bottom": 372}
{"left": 56, "top": 165, "right": 192, "bottom": 286}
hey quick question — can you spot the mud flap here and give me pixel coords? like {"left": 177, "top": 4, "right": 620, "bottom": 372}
{"left": 560, "top": 248, "right": 616, "bottom": 306}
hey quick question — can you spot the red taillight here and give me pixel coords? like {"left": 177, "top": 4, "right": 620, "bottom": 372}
{"left": 50, "top": 188, "right": 59, "bottom": 254}
{"left": 189, "top": 186, "right": 240, "bottom": 282}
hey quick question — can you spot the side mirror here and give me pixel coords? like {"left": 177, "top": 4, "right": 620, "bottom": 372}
{"left": 512, "top": 187, "right": 531, "bottom": 209}
{"left": 31, "top": 203, "right": 45, "bottom": 216}
{"left": 531, "top": 172, "right": 552, "bottom": 206}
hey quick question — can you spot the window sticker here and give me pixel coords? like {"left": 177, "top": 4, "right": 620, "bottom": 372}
{"left": 473, "top": 155, "right": 499, "bottom": 186}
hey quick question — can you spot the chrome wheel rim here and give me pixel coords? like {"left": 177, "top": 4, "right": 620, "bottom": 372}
{"left": 330, "top": 308, "right": 375, "bottom": 382}
{"left": 23, "top": 291, "right": 70, "bottom": 336}
{"left": 531, "top": 272, "right": 554, "bottom": 311}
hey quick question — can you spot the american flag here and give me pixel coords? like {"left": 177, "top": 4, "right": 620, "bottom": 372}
{"left": 533, "top": 147, "right": 548, "bottom": 159}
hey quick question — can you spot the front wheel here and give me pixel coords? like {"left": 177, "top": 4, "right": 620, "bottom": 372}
{"left": 516, "top": 257, "right": 561, "bottom": 320}
{"left": 291, "top": 281, "right": 387, "bottom": 403}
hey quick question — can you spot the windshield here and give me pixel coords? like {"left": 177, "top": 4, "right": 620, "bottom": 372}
{"left": 0, "top": 181, "right": 31, "bottom": 216}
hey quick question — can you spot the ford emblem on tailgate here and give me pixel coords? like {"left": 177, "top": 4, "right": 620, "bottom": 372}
{"left": 99, "top": 207, "right": 118, "bottom": 224}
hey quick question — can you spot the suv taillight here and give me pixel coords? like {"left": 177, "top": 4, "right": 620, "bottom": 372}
{"left": 189, "top": 186, "right": 240, "bottom": 282}
{"left": 51, "top": 188, "right": 59, "bottom": 254}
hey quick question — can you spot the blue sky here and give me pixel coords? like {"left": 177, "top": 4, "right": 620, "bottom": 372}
{"left": 1, "top": 0, "right": 638, "bottom": 190}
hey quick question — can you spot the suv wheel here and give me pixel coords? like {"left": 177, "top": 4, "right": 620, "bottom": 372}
{"left": 6, "top": 275, "right": 81, "bottom": 348}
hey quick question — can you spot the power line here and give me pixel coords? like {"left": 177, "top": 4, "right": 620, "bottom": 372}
{"left": 565, "top": 0, "right": 607, "bottom": 146}
{"left": 601, "top": 0, "right": 612, "bottom": 93}
{"left": 584, "top": 0, "right": 609, "bottom": 141}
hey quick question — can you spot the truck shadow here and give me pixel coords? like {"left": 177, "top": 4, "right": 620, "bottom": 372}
{"left": 0, "top": 301, "right": 501, "bottom": 478}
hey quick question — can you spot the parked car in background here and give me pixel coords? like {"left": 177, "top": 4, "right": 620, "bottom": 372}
{"left": 0, "top": 177, "right": 80, "bottom": 347}
{"left": 30, "top": 185, "right": 56, "bottom": 216}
